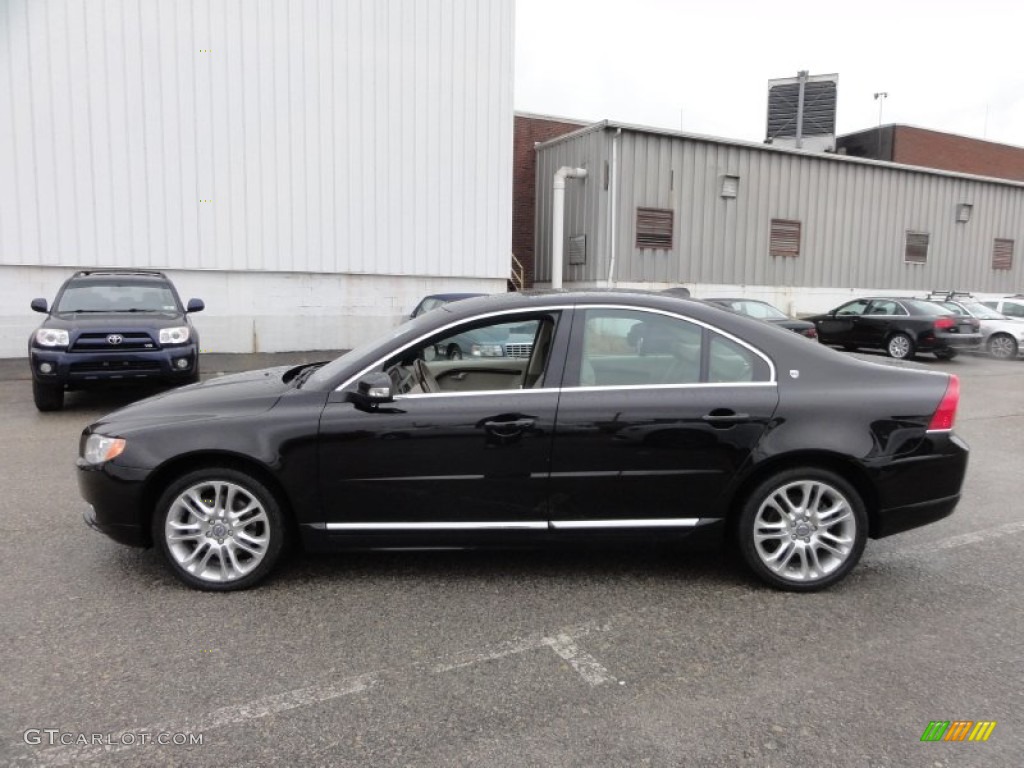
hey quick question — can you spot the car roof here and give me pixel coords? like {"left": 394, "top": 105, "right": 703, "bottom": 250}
{"left": 421, "top": 292, "right": 486, "bottom": 302}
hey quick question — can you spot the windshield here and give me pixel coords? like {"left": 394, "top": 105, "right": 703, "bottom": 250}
{"left": 56, "top": 281, "right": 179, "bottom": 313}
{"left": 728, "top": 300, "right": 788, "bottom": 320}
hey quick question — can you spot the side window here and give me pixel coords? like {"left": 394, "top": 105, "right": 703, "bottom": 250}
{"left": 836, "top": 299, "right": 870, "bottom": 317}
{"left": 866, "top": 300, "right": 899, "bottom": 316}
{"left": 575, "top": 309, "right": 702, "bottom": 387}
{"left": 378, "top": 315, "right": 552, "bottom": 396}
{"left": 1003, "top": 302, "right": 1024, "bottom": 318}
{"left": 708, "top": 333, "right": 771, "bottom": 383}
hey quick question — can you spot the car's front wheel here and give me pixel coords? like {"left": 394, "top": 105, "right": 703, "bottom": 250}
{"left": 32, "top": 379, "right": 64, "bottom": 411}
{"left": 886, "top": 333, "right": 915, "bottom": 360}
{"left": 153, "top": 468, "right": 285, "bottom": 591}
{"left": 738, "top": 468, "right": 867, "bottom": 591}
{"left": 987, "top": 333, "right": 1018, "bottom": 360}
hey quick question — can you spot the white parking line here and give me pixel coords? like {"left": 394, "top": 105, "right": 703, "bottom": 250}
{"left": 13, "top": 622, "right": 616, "bottom": 767}
{"left": 544, "top": 632, "right": 619, "bottom": 686}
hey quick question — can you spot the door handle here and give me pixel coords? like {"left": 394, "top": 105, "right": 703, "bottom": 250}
{"left": 701, "top": 410, "right": 750, "bottom": 425}
{"left": 483, "top": 418, "right": 535, "bottom": 434}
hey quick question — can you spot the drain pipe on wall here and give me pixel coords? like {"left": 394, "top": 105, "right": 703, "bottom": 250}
{"left": 552, "top": 166, "right": 587, "bottom": 290}
{"left": 606, "top": 128, "right": 622, "bottom": 286}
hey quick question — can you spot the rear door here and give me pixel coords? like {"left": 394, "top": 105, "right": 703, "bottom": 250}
{"left": 547, "top": 306, "right": 779, "bottom": 529}
{"left": 859, "top": 299, "right": 905, "bottom": 347}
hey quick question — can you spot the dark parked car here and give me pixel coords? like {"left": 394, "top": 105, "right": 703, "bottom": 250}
{"left": 809, "top": 297, "right": 981, "bottom": 360}
{"left": 79, "top": 291, "right": 968, "bottom": 592}
{"left": 409, "top": 292, "right": 532, "bottom": 359}
{"left": 29, "top": 270, "right": 204, "bottom": 411}
{"left": 705, "top": 298, "right": 817, "bottom": 339}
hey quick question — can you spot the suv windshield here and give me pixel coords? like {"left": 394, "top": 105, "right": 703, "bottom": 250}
{"left": 56, "top": 282, "right": 179, "bottom": 313}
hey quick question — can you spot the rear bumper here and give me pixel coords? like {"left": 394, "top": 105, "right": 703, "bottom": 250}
{"left": 925, "top": 332, "right": 982, "bottom": 350}
{"left": 871, "top": 432, "right": 969, "bottom": 538}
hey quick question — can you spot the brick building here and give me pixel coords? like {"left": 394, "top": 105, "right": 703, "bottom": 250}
{"left": 837, "top": 125, "right": 1024, "bottom": 182}
{"left": 513, "top": 113, "right": 589, "bottom": 288}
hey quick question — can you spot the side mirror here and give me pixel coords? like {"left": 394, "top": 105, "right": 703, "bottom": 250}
{"left": 828, "top": 309, "right": 837, "bottom": 318}
{"left": 347, "top": 372, "right": 394, "bottom": 408}
{"left": 30, "top": 298, "right": 48, "bottom": 313}
{"left": 186, "top": 298, "right": 205, "bottom": 313}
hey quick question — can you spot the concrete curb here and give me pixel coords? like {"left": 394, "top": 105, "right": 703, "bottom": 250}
{"left": 3, "top": 350, "right": 347, "bottom": 382}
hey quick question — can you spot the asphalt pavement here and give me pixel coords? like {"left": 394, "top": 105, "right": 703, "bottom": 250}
{"left": 1, "top": 350, "right": 1022, "bottom": 767}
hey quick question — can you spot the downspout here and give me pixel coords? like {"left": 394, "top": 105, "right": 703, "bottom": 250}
{"left": 551, "top": 166, "right": 587, "bottom": 290}
{"left": 606, "top": 128, "right": 622, "bottom": 286}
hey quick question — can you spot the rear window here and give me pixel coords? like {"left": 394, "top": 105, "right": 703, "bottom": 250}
{"left": 902, "top": 299, "right": 953, "bottom": 316}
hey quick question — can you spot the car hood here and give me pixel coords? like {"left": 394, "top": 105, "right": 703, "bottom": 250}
{"left": 88, "top": 366, "right": 296, "bottom": 434}
{"left": 43, "top": 311, "right": 185, "bottom": 331}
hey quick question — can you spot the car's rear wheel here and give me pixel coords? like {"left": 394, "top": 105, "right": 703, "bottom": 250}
{"left": 934, "top": 348, "right": 958, "bottom": 360}
{"left": 987, "top": 334, "right": 1018, "bottom": 360}
{"left": 886, "top": 333, "right": 915, "bottom": 360}
{"left": 153, "top": 468, "right": 285, "bottom": 591}
{"left": 32, "top": 379, "right": 64, "bottom": 412}
{"left": 738, "top": 468, "right": 867, "bottom": 591}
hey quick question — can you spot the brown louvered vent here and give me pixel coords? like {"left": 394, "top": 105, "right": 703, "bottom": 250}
{"left": 993, "top": 238, "right": 1014, "bottom": 270}
{"left": 636, "top": 207, "right": 673, "bottom": 249}
{"left": 770, "top": 219, "right": 801, "bottom": 257}
{"left": 905, "top": 232, "right": 929, "bottom": 264}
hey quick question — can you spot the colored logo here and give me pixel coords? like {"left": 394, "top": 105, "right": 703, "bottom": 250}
{"left": 920, "top": 721, "right": 996, "bottom": 742}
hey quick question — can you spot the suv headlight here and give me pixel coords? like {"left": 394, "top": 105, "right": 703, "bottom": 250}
{"left": 159, "top": 326, "right": 191, "bottom": 344}
{"left": 82, "top": 434, "right": 126, "bottom": 465}
{"left": 470, "top": 343, "right": 504, "bottom": 357}
{"left": 34, "top": 328, "right": 69, "bottom": 347}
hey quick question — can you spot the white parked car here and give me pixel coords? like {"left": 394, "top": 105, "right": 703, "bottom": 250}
{"left": 932, "top": 296, "right": 1024, "bottom": 360}
{"left": 979, "top": 296, "right": 1024, "bottom": 321}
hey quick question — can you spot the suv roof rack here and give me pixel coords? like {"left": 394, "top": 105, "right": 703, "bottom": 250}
{"left": 924, "top": 290, "right": 973, "bottom": 301}
{"left": 71, "top": 269, "right": 168, "bottom": 279}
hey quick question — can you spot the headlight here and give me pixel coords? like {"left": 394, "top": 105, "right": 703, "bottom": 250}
{"left": 34, "top": 328, "right": 69, "bottom": 347}
{"left": 470, "top": 343, "right": 504, "bottom": 357}
{"left": 159, "top": 326, "right": 190, "bottom": 344}
{"left": 82, "top": 434, "right": 126, "bottom": 465}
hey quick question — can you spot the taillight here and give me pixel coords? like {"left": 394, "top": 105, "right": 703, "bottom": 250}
{"left": 934, "top": 317, "right": 955, "bottom": 331}
{"left": 802, "top": 327, "right": 818, "bottom": 339}
{"left": 928, "top": 374, "right": 960, "bottom": 431}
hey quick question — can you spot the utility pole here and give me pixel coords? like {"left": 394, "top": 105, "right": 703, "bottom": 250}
{"left": 873, "top": 92, "right": 888, "bottom": 159}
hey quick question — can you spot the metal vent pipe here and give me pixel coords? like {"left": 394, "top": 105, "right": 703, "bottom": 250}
{"left": 551, "top": 166, "right": 587, "bottom": 290}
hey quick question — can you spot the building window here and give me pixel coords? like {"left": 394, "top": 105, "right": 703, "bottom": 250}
{"left": 993, "top": 239, "right": 1014, "bottom": 270}
{"left": 904, "top": 231, "right": 929, "bottom": 264}
{"left": 769, "top": 219, "right": 801, "bottom": 257}
{"left": 635, "top": 207, "right": 674, "bottom": 249}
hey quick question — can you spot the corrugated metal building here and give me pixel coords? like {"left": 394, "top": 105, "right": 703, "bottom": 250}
{"left": 535, "top": 121, "right": 1024, "bottom": 314}
{"left": 0, "top": 0, "right": 514, "bottom": 356}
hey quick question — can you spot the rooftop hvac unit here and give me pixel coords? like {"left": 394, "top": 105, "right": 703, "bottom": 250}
{"left": 766, "top": 71, "right": 838, "bottom": 152}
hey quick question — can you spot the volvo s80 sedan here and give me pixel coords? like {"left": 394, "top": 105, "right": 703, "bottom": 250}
{"left": 78, "top": 291, "right": 968, "bottom": 592}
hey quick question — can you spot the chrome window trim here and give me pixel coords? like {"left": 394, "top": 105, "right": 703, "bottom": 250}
{"left": 336, "top": 301, "right": 777, "bottom": 393}
{"left": 326, "top": 521, "right": 548, "bottom": 532}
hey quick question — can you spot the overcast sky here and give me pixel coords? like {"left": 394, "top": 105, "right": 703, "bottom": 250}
{"left": 515, "top": 0, "right": 1024, "bottom": 147}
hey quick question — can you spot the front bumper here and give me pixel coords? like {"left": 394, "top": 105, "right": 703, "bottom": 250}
{"left": 78, "top": 460, "right": 152, "bottom": 547}
{"left": 31, "top": 344, "right": 198, "bottom": 385}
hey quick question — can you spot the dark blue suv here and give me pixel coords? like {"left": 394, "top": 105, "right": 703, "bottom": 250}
{"left": 29, "top": 270, "right": 204, "bottom": 411}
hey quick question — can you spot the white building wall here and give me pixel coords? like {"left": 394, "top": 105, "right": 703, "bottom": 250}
{"left": 0, "top": 0, "right": 514, "bottom": 356}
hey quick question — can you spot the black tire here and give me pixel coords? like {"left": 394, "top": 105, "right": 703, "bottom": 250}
{"left": 446, "top": 344, "right": 463, "bottom": 360}
{"left": 737, "top": 467, "right": 868, "bottom": 592}
{"left": 842, "top": 344, "right": 858, "bottom": 352}
{"left": 934, "top": 349, "right": 958, "bottom": 361}
{"left": 987, "top": 334, "right": 1018, "bottom": 361}
{"left": 153, "top": 467, "right": 285, "bottom": 591}
{"left": 32, "top": 379, "right": 64, "bottom": 412}
{"left": 886, "top": 332, "right": 916, "bottom": 360}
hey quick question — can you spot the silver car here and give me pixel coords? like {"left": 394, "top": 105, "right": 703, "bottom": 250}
{"left": 932, "top": 297, "right": 1024, "bottom": 360}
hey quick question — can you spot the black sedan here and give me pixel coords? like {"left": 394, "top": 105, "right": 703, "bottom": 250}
{"left": 704, "top": 298, "right": 817, "bottom": 339}
{"left": 809, "top": 297, "right": 982, "bottom": 360}
{"left": 78, "top": 291, "right": 968, "bottom": 592}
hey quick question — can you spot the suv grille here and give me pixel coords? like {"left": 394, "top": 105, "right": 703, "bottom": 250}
{"left": 70, "top": 332, "right": 157, "bottom": 352}
{"left": 70, "top": 361, "right": 163, "bottom": 374}
{"left": 505, "top": 343, "right": 534, "bottom": 358}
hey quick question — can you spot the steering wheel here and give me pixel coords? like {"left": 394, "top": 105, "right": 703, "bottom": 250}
{"left": 413, "top": 359, "right": 440, "bottom": 393}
